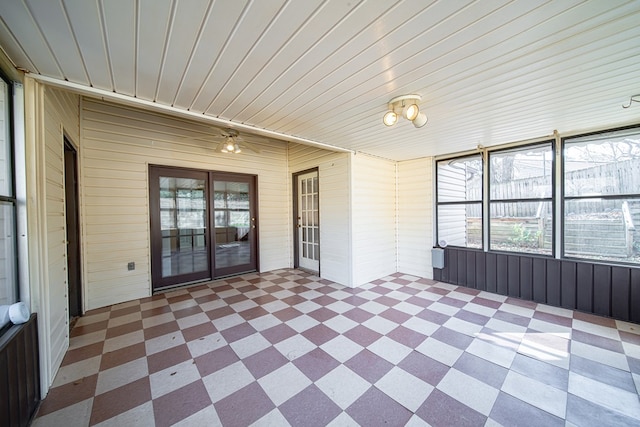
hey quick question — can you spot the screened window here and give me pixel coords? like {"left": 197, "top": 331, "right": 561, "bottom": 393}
{"left": 564, "top": 128, "right": 640, "bottom": 264}
{"left": 489, "top": 143, "right": 553, "bottom": 255}
{"left": 0, "top": 75, "right": 17, "bottom": 331}
{"left": 436, "top": 155, "right": 482, "bottom": 248}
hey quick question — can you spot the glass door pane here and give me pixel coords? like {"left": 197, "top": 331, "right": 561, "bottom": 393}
{"left": 212, "top": 174, "right": 257, "bottom": 276}
{"left": 150, "top": 167, "right": 211, "bottom": 289}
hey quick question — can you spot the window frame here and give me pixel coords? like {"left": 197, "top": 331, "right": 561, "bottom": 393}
{"left": 435, "top": 153, "right": 484, "bottom": 250}
{"left": 0, "top": 70, "right": 18, "bottom": 335}
{"left": 561, "top": 125, "right": 640, "bottom": 266}
{"left": 487, "top": 141, "right": 556, "bottom": 256}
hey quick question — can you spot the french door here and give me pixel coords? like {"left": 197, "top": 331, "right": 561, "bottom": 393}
{"left": 296, "top": 171, "right": 319, "bottom": 272}
{"left": 150, "top": 166, "right": 257, "bottom": 290}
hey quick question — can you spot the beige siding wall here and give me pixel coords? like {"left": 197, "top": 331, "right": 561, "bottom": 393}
{"left": 397, "top": 157, "right": 434, "bottom": 278}
{"left": 351, "top": 154, "right": 396, "bottom": 286}
{"left": 288, "top": 144, "right": 352, "bottom": 286}
{"left": 81, "top": 98, "right": 290, "bottom": 309}
{"left": 43, "top": 86, "right": 80, "bottom": 385}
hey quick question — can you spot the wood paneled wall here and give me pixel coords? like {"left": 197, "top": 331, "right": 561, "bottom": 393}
{"left": 0, "top": 314, "right": 40, "bottom": 427}
{"left": 433, "top": 247, "right": 640, "bottom": 322}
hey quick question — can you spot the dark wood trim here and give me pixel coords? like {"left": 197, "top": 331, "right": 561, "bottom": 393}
{"left": 434, "top": 247, "right": 640, "bottom": 322}
{"left": 0, "top": 314, "right": 40, "bottom": 427}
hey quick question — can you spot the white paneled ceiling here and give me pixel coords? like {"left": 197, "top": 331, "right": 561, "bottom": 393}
{"left": 1, "top": 0, "right": 639, "bottom": 161}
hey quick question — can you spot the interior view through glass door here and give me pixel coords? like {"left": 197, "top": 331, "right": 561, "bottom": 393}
{"left": 150, "top": 167, "right": 210, "bottom": 290}
{"left": 297, "top": 171, "right": 319, "bottom": 272}
{"left": 150, "top": 167, "right": 258, "bottom": 290}
{"left": 212, "top": 173, "right": 257, "bottom": 277}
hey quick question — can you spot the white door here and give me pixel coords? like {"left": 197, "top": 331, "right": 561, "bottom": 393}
{"left": 297, "top": 171, "right": 320, "bottom": 272}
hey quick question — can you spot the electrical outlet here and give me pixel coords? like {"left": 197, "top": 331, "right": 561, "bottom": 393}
{"left": 127, "top": 262, "right": 135, "bottom": 271}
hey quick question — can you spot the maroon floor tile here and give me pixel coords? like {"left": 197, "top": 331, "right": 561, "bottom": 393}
{"left": 416, "top": 308, "right": 450, "bottom": 325}
{"left": 387, "top": 325, "right": 428, "bottom": 349}
{"left": 292, "top": 348, "right": 341, "bottom": 382}
{"left": 573, "top": 310, "right": 617, "bottom": 328}
{"left": 406, "top": 295, "right": 434, "bottom": 309}
{"left": 493, "top": 310, "right": 531, "bottom": 327}
{"left": 426, "top": 286, "right": 449, "bottom": 296}
{"left": 36, "top": 374, "right": 98, "bottom": 416}
{"left": 341, "top": 295, "right": 369, "bottom": 306}
{"left": 456, "top": 287, "right": 480, "bottom": 296}
{"left": 510, "top": 354, "right": 568, "bottom": 391}
{"left": 194, "top": 345, "right": 239, "bottom": 377}
{"left": 141, "top": 304, "right": 172, "bottom": 319}
{"left": 70, "top": 320, "right": 109, "bottom": 338}
{"left": 504, "top": 297, "right": 537, "bottom": 310}
{"left": 572, "top": 329, "right": 624, "bottom": 353}
{"left": 570, "top": 355, "right": 636, "bottom": 393}
{"left": 90, "top": 377, "right": 152, "bottom": 425}
{"left": 147, "top": 344, "right": 192, "bottom": 375}
{"left": 370, "top": 285, "right": 393, "bottom": 295}
{"left": 379, "top": 307, "right": 411, "bottom": 324}
{"left": 453, "top": 352, "right": 508, "bottom": 389}
{"left": 343, "top": 307, "right": 375, "bottom": 323}
{"left": 416, "top": 389, "right": 486, "bottom": 427}
{"left": 392, "top": 278, "right": 411, "bottom": 285}
{"left": 455, "top": 309, "right": 490, "bottom": 326}
{"left": 307, "top": 307, "right": 339, "bottom": 322}
{"left": 471, "top": 296, "right": 503, "bottom": 309}
{"left": 110, "top": 305, "right": 141, "bottom": 318}
{"left": 105, "top": 320, "right": 144, "bottom": 339}
{"left": 252, "top": 294, "right": 278, "bottom": 305}
{"left": 144, "top": 320, "right": 180, "bottom": 340}
{"left": 282, "top": 294, "right": 306, "bottom": 306}
{"left": 223, "top": 293, "right": 249, "bottom": 305}
{"left": 220, "top": 322, "right": 258, "bottom": 343}
{"left": 206, "top": 305, "right": 235, "bottom": 320}
{"left": 173, "top": 305, "right": 203, "bottom": 319}
{"left": 490, "top": 391, "right": 563, "bottom": 427}
{"left": 261, "top": 323, "right": 297, "bottom": 344}
{"left": 440, "top": 296, "right": 468, "bottom": 308}
{"left": 431, "top": 326, "right": 474, "bottom": 350}
{"left": 273, "top": 307, "right": 304, "bottom": 322}
{"left": 166, "top": 293, "right": 192, "bottom": 305}
{"left": 194, "top": 293, "right": 219, "bottom": 304}
{"left": 181, "top": 321, "right": 217, "bottom": 343}
{"left": 346, "top": 386, "right": 412, "bottom": 426}
{"left": 243, "top": 346, "right": 289, "bottom": 379}
{"left": 100, "top": 342, "right": 147, "bottom": 371}
{"left": 311, "top": 295, "right": 339, "bottom": 306}
{"left": 565, "top": 393, "right": 639, "bottom": 427}
{"left": 532, "top": 310, "right": 572, "bottom": 327}
{"left": 301, "top": 324, "right": 339, "bottom": 346}
{"left": 238, "top": 305, "right": 270, "bottom": 321}
{"left": 279, "top": 384, "right": 342, "bottom": 427}
{"left": 620, "top": 330, "right": 640, "bottom": 346}
{"left": 397, "top": 351, "right": 449, "bottom": 386}
{"left": 62, "top": 342, "right": 104, "bottom": 366}
{"left": 153, "top": 380, "right": 212, "bottom": 427}
{"left": 343, "top": 324, "right": 383, "bottom": 347}
{"left": 344, "top": 349, "right": 393, "bottom": 384}
{"left": 214, "top": 382, "right": 275, "bottom": 426}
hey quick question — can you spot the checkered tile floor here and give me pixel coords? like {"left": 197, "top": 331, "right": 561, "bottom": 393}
{"left": 33, "top": 269, "right": 640, "bottom": 426}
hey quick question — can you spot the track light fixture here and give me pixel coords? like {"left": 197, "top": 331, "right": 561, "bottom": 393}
{"left": 382, "top": 94, "right": 428, "bottom": 128}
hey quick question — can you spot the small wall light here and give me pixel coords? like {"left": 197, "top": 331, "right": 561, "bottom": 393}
{"left": 383, "top": 94, "right": 428, "bottom": 128}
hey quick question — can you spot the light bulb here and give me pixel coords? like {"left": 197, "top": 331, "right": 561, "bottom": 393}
{"left": 383, "top": 111, "right": 397, "bottom": 126}
{"left": 403, "top": 103, "right": 419, "bottom": 121}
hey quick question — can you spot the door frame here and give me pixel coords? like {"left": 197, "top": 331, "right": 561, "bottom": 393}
{"left": 64, "top": 137, "right": 82, "bottom": 317}
{"left": 149, "top": 165, "right": 260, "bottom": 290}
{"left": 292, "top": 168, "right": 319, "bottom": 273}
{"left": 210, "top": 171, "right": 259, "bottom": 278}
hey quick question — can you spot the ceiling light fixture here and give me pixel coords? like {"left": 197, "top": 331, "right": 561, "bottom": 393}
{"left": 220, "top": 137, "right": 242, "bottom": 153}
{"left": 383, "top": 94, "right": 428, "bottom": 128}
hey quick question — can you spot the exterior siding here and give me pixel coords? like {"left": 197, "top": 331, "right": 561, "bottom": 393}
{"left": 351, "top": 154, "right": 396, "bottom": 286}
{"left": 43, "top": 86, "right": 80, "bottom": 387}
{"left": 288, "top": 144, "right": 352, "bottom": 286}
{"left": 397, "top": 158, "right": 434, "bottom": 278}
{"left": 81, "top": 98, "right": 290, "bottom": 309}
